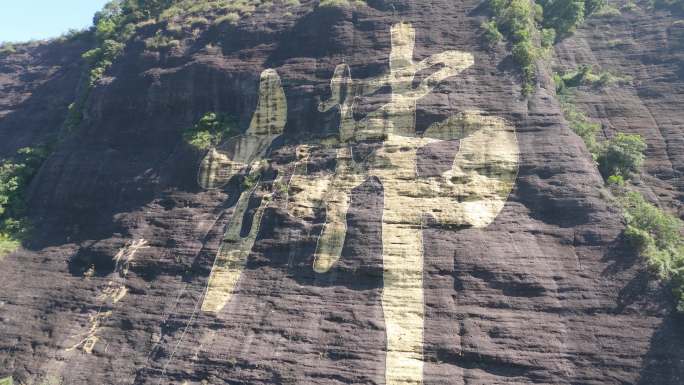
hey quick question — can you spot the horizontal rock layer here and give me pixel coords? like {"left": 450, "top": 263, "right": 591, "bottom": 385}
{"left": 0, "top": 1, "right": 682, "bottom": 384}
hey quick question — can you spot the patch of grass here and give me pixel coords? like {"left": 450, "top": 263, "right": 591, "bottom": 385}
{"left": 183, "top": 112, "right": 238, "bottom": 150}
{"left": 621, "top": 191, "right": 684, "bottom": 311}
{"left": 0, "top": 377, "right": 12, "bottom": 385}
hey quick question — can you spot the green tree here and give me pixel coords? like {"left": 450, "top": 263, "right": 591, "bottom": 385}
{"left": 183, "top": 112, "right": 239, "bottom": 150}
{"left": 597, "top": 133, "right": 647, "bottom": 178}
{"left": 621, "top": 192, "right": 684, "bottom": 311}
{"left": 0, "top": 147, "right": 49, "bottom": 255}
{"left": 538, "top": 0, "right": 605, "bottom": 37}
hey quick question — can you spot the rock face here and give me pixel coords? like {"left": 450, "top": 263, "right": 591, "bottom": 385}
{"left": 0, "top": 1, "right": 683, "bottom": 385}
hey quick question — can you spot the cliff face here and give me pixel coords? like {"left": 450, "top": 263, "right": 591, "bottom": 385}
{"left": 0, "top": 1, "right": 682, "bottom": 385}
{"left": 0, "top": 37, "right": 88, "bottom": 157}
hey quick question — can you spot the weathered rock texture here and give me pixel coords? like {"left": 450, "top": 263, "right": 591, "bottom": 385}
{"left": 0, "top": 1, "right": 683, "bottom": 384}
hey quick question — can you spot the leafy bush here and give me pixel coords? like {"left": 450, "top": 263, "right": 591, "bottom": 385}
{"left": 557, "top": 97, "right": 601, "bottom": 155}
{"left": 482, "top": 20, "right": 504, "bottom": 44}
{"left": 537, "top": 0, "right": 605, "bottom": 37}
{"left": 487, "top": 0, "right": 542, "bottom": 94}
{"left": 606, "top": 174, "right": 625, "bottom": 186}
{"left": 540, "top": 27, "right": 556, "bottom": 47}
{"left": 242, "top": 170, "right": 261, "bottom": 189}
{"left": 145, "top": 30, "right": 180, "bottom": 50}
{"left": 622, "top": 1, "right": 639, "bottom": 10}
{"left": 596, "top": 71, "right": 633, "bottom": 87}
{"left": 82, "top": 39, "right": 125, "bottom": 85}
{"left": 319, "top": 0, "right": 366, "bottom": 7}
{"left": 596, "top": 133, "right": 647, "bottom": 178}
{"left": 0, "top": 147, "right": 49, "bottom": 256}
{"left": 214, "top": 13, "right": 241, "bottom": 25}
{"left": 621, "top": 191, "right": 684, "bottom": 310}
{"left": 158, "top": 0, "right": 278, "bottom": 22}
{"left": 554, "top": 65, "right": 632, "bottom": 90}
{"left": 183, "top": 112, "right": 238, "bottom": 150}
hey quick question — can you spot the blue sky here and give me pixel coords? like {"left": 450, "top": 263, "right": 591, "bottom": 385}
{"left": 1, "top": 0, "right": 110, "bottom": 43}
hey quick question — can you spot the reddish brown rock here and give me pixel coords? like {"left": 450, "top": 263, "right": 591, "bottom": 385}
{"left": 0, "top": 1, "right": 682, "bottom": 384}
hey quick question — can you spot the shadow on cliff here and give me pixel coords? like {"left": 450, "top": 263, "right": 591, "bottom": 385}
{"left": 603, "top": 234, "right": 684, "bottom": 384}
{"left": 0, "top": 37, "right": 89, "bottom": 158}
{"left": 637, "top": 312, "right": 684, "bottom": 384}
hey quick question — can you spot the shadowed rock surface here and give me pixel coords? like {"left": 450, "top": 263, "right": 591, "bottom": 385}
{"left": 0, "top": 1, "right": 683, "bottom": 384}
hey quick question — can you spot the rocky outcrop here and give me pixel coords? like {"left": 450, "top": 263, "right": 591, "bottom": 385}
{"left": 0, "top": 1, "right": 682, "bottom": 384}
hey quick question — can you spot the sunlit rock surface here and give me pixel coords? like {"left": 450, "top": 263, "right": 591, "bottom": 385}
{"left": 0, "top": 1, "right": 683, "bottom": 384}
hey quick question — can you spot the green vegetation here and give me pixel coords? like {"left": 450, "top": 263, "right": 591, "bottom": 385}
{"left": 158, "top": 0, "right": 286, "bottom": 23}
{"left": 553, "top": 67, "right": 640, "bottom": 172}
{"left": 0, "top": 42, "right": 16, "bottom": 55}
{"left": 606, "top": 174, "right": 625, "bottom": 186}
{"left": 214, "top": 13, "right": 241, "bottom": 25}
{"left": 319, "top": 0, "right": 366, "bottom": 7}
{"left": 183, "top": 112, "right": 238, "bottom": 150}
{"left": 621, "top": 191, "right": 684, "bottom": 311}
{"left": 273, "top": 181, "right": 289, "bottom": 194}
{"left": 145, "top": 30, "right": 180, "bottom": 50}
{"left": 597, "top": 133, "right": 647, "bottom": 179}
{"left": 82, "top": 39, "right": 125, "bottom": 85}
{"left": 535, "top": 1, "right": 681, "bottom": 315}
{"left": 593, "top": 3, "right": 622, "bottom": 17}
{"left": 537, "top": 0, "right": 605, "bottom": 36}
{"left": 242, "top": 170, "right": 262, "bottom": 189}
{"left": 0, "top": 377, "right": 12, "bottom": 385}
{"left": 487, "top": 0, "right": 544, "bottom": 94}
{"left": 621, "top": 1, "right": 639, "bottom": 11}
{"left": 0, "top": 147, "right": 50, "bottom": 257}
{"left": 481, "top": 20, "right": 504, "bottom": 44}
{"left": 556, "top": 93, "right": 601, "bottom": 155}
{"left": 556, "top": 93, "right": 647, "bottom": 181}
{"left": 484, "top": 0, "right": 606, "bottom": 94}
{"left": 554, "top": 64, "right": 632, "bottom": 90}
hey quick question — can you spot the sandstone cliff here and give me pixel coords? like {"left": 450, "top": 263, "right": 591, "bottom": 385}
{"left": 0, "top": 1, "right": 682, "bottom": 384}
